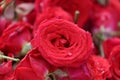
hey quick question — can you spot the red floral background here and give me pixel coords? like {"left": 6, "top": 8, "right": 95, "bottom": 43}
{"left": 0, "top": 0, "right": 120, "bottom": 80}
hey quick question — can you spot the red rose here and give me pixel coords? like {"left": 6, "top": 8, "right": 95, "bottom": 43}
{"left": 13, "top": 48, "right": 54, "bottom": 80}
{"left": 0, "top": 22, "right": 32, "bottom": 55}
{"left": 33, "top": 7, "right": 73, "bottom": 36}
{"left": 102, "top": 38, "right": 120, "bottom": 58}
{"left": 109, "top": 45, "right": 120, "bottom": 80}
{"left": 86, "top": 55, "right": 111, "bottom": 80}
{"left": 32, "top": 19, "right": 93, "bottom": 67}
{"left": 40, "top": 0, "right": 92, "bottom": 27}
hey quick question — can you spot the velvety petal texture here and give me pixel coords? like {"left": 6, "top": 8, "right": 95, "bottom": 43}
{"left": 32, "top": 19, "right": 93, "bottom": 67}
{"left": 36, "top": 0, "right": 92, "bottom": 27}
{"left": 13, "top": 49, "right": 53, "bottom": 80}
{"left": 33, "top": 7, "right": 73, "bottom": 36}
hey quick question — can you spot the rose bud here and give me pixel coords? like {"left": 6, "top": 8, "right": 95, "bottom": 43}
{"left": 32, "top": 19, "right": 93, "bottom": 67}
{"left": 102, "top": 37, "right": 120, "bottom": 58}
{"left": 109, "top": 45, "right": 120, "bottom": 80}
{"left": 38, "top": 0, "right": 92, "bottom": 27}
{"left": 86, "top": 55, "right": 111, "bottom": 80}
{"left": 0, "top": 22, "right": 32, "bottom": 55}
{"left": 33, "top": 7, "right": 73, "bottom": 36}
{"left": 13, "top": 48, "right": 55, "bottom": 80}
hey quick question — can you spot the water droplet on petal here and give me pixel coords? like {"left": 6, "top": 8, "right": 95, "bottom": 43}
{"left": 101, "top": 70, "right": 105, "bottom": 74}
{"left": 68, "top": 52, "right": 72, "bottom": 56}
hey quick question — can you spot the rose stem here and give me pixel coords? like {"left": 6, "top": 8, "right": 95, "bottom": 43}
{"left": 99, "top": 42, "right": 104, "bottom": 57}
{"left": 99, "top": 26, "right": 105, "bottom": 57}
{"left": 74, "top": 10, "right": 80, "bottom": 24}
{"left": 0, "top": 52, "right": 20, "bottom": 62}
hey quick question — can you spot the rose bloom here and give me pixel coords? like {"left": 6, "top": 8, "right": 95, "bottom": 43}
{"left": 12, "top": 48, "right": 55, "bottom": 80}
{"left": 86, "top": 55, "right": 111, "bottom": 80}
{"left": 109, "top": 45, "right": 120, "bottom": 80}
{"left": 0, "top": 22, "right": 32, "bottom": 55}
{"left": 102, "top": 37, "right": 120, "bottom": 58}
{"left": 33, "top": 7, "right": 73, "bottom": 36}
{"left": 32, "top": 19, "right": 93, "bottom": 67}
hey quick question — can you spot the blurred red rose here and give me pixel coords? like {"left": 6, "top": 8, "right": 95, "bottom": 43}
{"left": 0, "top": 22, "right": 32, "bottom": 55}
{"left": 38, "top": 0, "right": 92, "bottom": 27}
{"left": 33, "top": 7, "right": 73, "bottom": 36}
{"left": 13, "top": 48, "right": 54, "bottom": 80}
{"left": 109, "top": 45, "right": 120, "bottom": 80}
{"left": 86, "top": 55, "right": 111, "bottom": 80}
{"left": 102, "top": 37, "right": 120, "bottom": 58}
{"left": 89, "top": 1, "right": 120, "bottom": 34}
{"left": 32, "top": 19, "right": 93, "bottom": 67}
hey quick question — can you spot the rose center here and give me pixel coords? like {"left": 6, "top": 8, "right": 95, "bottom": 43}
{"left": 51, "top": 36, "right": 70, "bottom": 49}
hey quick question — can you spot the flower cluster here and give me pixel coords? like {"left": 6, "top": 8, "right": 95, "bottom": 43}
{"left": 0, "top": 0, "right": 120, "bottom": 80}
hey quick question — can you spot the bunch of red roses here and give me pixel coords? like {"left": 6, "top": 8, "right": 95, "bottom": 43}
{"left": 0, "top": 0, "right": 120, "bottom": 80}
